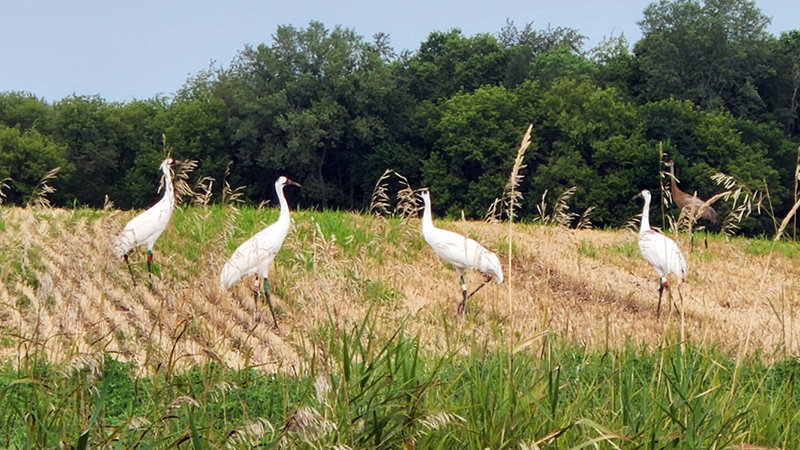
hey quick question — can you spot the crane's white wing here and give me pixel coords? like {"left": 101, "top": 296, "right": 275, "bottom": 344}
{"left": 425, "top": 227, "right": 503, "bottom": 283}
{"left": 219, "top": 221, "right": 290, "bottom": 290}
{"left": 638, "top": 230, "right": 687, "bottom": 281}
{"left": 113, "top": 199, "right": 173, "bottom": 257}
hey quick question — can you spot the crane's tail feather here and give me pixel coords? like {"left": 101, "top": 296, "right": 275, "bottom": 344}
{"left": 480, "top": 251, "right": 504, "bottom": 284}
{"left": 111, "top": 229, "right": 137, "bottom": 259}
{"left": 219, "top": 261, "right": 246, "bottom": 292}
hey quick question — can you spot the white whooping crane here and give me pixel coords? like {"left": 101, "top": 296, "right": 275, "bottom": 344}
{"left": 113, "top": 157, "right": 181, "bottom": 285}
{"left": 219, "top": 176, "right": 301, "bottom": 328}
{"left": 419, "top": 188, "right": 503, "bottom": 313}
{"left": 634, "top": 189, "right": 687, "bottom": 317}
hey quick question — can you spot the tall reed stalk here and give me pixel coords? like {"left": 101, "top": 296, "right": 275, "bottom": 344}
{"left": 504, "top": 125, "right": 531, "bottom": 365}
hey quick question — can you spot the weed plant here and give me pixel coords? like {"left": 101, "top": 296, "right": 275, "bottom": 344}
{"left": 2, "top": 323, "right": 800, "bottom": 448}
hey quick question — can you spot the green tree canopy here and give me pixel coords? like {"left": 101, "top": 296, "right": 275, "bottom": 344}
{"left": 633, "top": 0, "right": 773, "bottom": 119}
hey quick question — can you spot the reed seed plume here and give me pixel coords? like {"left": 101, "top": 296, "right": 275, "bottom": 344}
{"left": 484, "top": 124, "right": 531, "bottom": 222}
{"left": 58, "top": 352, "right": 104, "bottom": 380}
{"left": 26, "top": 167, "right": 60, "bottom": 209}
{"left": 658, "top": 143, "right": 670, "bottom": 230}
{"left": 483, "top": 197, "right": 502, "bottom": 223}
{"left": 673, "top": 189, "right": 728, "bottom": 235}
{"left": 221, "top": 162, "right": 246, "bottom": 242}
{"left": 710, "top": 172, "right": 764, "bottom": 237}
{"left": 536, "top": 189, "right": 550, "bottom": 224}
{"left": 394, "top": 171, "right": 421, "bottom": 221}
{"left": 284, "top": 406, "right": 337, "bottom": 444}
{"left": 367, "top": 169, "right": 421, "bottom": 221}
{"left": 172, "top": 159, "right": 199, "bottom": 204}
{"left": 502, "top": 124, "right": 532, "bottom": 222}
{"left": 226, "top": 417, "right": 275, "bottom": 449}
{"left": 537, "top": 186, "right": 579, "bottom": 228}
{"left": 369, "top": 168, "right": 393, "bottom": 217}
{"left": 0, "top": 176, "right": 10, "bottom": 205}
{"left": 622, "top": 213, "right": 641, "bottom": 235}
{"left": 554, "top": 187, "right": 578, "bottom": 228}
{"left": 221, "top": 162, "right": 245, "bottom": 207}
{"left": 168, "top": 395, "right": 200, "bottom": 412}
{"left": 576, "top": 206, "right": 595, "bottom": 230}
{"left": 413, "top": 411, "right": 465, "bottom": 440}
{"left": 102, "top": 194, "right": 114, "bottom": 211}
{"left": 191, "top": 175, "right": 215, "bottom": 207}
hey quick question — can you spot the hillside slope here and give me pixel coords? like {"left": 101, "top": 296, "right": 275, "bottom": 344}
{"left": 0, "top": 206, "right": 797, "bottom": 372}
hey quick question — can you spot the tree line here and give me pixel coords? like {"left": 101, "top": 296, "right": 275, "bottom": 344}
{"left": 1, "top": 0, "right": 798, "bottom": 235}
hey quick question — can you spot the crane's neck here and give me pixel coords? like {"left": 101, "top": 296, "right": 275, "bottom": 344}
{"left": 421, "top": 195, "right": 434, "bottom": 233}
{"left": 640, "top": 194, "right": 652, "bottom": 234}
{"left": 276, "top": 183, "right": 291, "bottom": 223}
{"left": 160, "top": 165, "right": 175, "bottom": 208}
{"left": 669, "top": 164, "right": 680, "bottom": 197}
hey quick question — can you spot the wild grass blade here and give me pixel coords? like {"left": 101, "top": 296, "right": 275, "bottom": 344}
{"left": 76, "top": 375, "right": 109, "bottom": 450}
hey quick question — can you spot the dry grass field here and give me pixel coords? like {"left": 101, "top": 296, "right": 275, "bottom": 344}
{"left": 1, "top": 203, "right": 797, "bottom": 375}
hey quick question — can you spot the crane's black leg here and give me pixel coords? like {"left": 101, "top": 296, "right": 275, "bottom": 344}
{"left": 146, "top": 250, "right": 153, "bottom": 279}
{"left": 690, "top": 231, "right": 695, "bottom": 252}
{"left": 656, "top": 281, "right": 664, "bottom": 318}
{"left": 252, "top": 276, "right": 261, "bottom": 322}
{"left": 704, "top": 227, "right": 709, "bottom": 249}
{"left": 457, "top": 276, "right": 468, "bottom": 314}
{"left": 263, "top": 277, "right": 279, "bottom": 329}
{"left": 123, "top": 253, "right": 137, "bottom": 287}
{"left": 466, "top": 274, "right": 493, "bottom": 300}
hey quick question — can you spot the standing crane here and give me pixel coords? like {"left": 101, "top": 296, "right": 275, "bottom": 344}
{"left": 219, "top": 176, "right": 301, "bottom": 328}
{"left": 667, "top": 160, "right": 716, "bottom": 249}
{"left": 113, "top": 156, "right": 181, "bottom": 286}
{"left": 634, "top": 189, "right": 687, "bottom": 317}
{"left": 419, "top": 188, "right": 503, "bottom": 314}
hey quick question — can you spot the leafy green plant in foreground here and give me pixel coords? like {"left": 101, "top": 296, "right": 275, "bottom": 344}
{"left": 1, "top": 322, "right": 800, "bottom": 449}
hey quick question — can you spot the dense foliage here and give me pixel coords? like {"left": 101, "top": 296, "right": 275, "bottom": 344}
{"left": 1, "top": 0, "right": 798, "bottom": 234}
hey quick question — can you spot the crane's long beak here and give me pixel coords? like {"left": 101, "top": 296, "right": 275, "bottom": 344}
{"left": 631, "top": 192, "right": 643, "bottom": 201}
{"left": 287, "top": 179, "right": 302, "bottom": 188}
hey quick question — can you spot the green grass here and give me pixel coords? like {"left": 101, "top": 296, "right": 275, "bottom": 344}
{"left": 578, "top": 239, "right": 599, "bottom": 258}
{"left": 743, "top": 236, "right": 800, "bottom": 257}
{"left": 2, "top": 320, "right": 799, "bottom": 449}
{"left": 614, "top": 240, "right": 639, "bottom": 258}
{"left": 0, "top": 241, "right": 45, "bottom": 289}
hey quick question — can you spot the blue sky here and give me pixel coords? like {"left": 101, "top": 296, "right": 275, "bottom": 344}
{"left": 1, "top": 0, "right": 798, "bottom": 103}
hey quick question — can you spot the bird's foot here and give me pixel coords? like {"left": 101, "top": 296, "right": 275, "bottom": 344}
{"left": 270, "top": 322, "right": 282, "bottom": 335}
{"left": 457, "top": 300, "right": 467, "bottom": 315}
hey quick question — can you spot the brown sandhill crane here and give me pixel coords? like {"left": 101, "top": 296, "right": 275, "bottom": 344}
{"left": 667, "top": 160, "right": 716, "bottom": 249}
